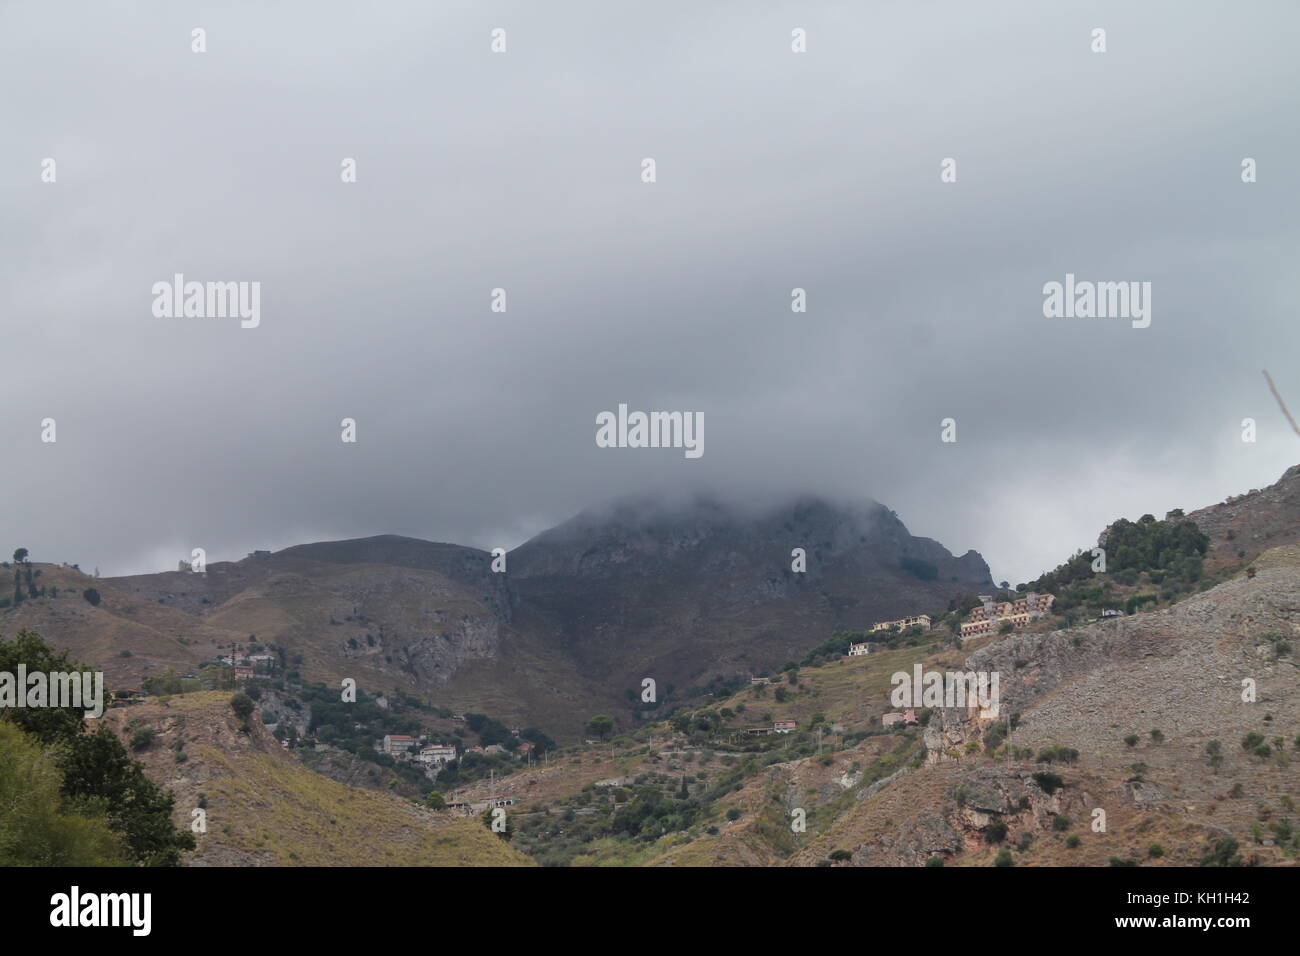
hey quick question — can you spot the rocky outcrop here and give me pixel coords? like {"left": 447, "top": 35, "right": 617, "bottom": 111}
{"left": 1185, "top": 463, "right": 1300, "bottom": 571}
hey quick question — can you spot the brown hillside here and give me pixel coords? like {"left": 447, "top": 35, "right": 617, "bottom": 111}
{"left": 100, "top": 692, "right": 532, "bottom": 866}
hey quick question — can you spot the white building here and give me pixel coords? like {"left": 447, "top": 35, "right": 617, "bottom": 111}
{"left": 417, "top": 744, "right": 457, "bottom": 766}
{"left": 847, "top": 641, "right": 873, "bottom": 657}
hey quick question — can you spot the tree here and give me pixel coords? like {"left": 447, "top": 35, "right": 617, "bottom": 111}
{"left": 586, "top": 715, "right": 614, "bottom": 740}
{"left": 230, "top": 693, "right": 255, "bottom": 721}
{"left": 82, "top": 588, "right": 101, "bottom": 607}
{"left": 425, "top": 791, "right": 447, "bottom": 810}
{"left": 0, "top": 723, "right": 123, "bottom": 866}
{"left": 59, "top": 728, "right": 197, "bottom": 866}
{"left": 0, "top": 629, "right": 195, "bottom": 866}
{"left": 12, "top": 548, "right": 28, "bottom": 564}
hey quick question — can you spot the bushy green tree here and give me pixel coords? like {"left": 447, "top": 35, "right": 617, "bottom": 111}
{"left": 0, "top": 723, "right": 123, "bottom": 866}
{"left": 0, "top": 630, "right": 195, "bottom": 866}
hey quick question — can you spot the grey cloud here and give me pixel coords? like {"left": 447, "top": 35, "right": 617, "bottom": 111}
{"left": 2, "top": 0, "right": 1298, "bottom": 584}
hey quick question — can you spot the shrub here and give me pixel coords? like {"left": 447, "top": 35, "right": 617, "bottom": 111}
{"left": 1033, "top": 771, "right": 1064, "bottom": 795}
{"left": 993, "top": 849, "right": 1013, "bottom": 866}
{"left": 1200, "top": 838, "right": 1242, "bottom": 867}
{"left": 829, "top": 849, "right": 852, "bottom": 862}
{"left": 82, "top": 588, "right": 101, "bottom": 606}
{"left": 129, "top": 728, "right": 156, "bottom": 752}
{"left": 230, "top": 694, "right": 254, "bottom": 721}
{"left": 1037, "top": 745, "right": 1079, "bottom": 764}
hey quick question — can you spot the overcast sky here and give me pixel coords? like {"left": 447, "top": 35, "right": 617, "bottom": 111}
{"left": 3, "top": 1, "right": 1298, "bottom": 585}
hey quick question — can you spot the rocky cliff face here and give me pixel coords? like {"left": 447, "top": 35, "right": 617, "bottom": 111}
{"left": 507, "top": 494, "right": 992, "bottom": 700}
{"left": 1185, "top": 463, "right": 1300, "bottom": 572}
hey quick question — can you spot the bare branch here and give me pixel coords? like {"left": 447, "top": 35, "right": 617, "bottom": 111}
{"left": 1264, "top": 369, "right": 1300, "bottom": 438}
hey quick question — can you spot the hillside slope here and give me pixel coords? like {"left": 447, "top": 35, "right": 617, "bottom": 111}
{"left": 101, "top": 692, "right": 532, "bottom": 866}
{"left": 788, "top": 545, "right": 1300, "bottom": 867}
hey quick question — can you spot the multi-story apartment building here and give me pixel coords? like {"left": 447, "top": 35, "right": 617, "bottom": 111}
{"left": 959, "top": 593, "right": 1054, "bottom": 639}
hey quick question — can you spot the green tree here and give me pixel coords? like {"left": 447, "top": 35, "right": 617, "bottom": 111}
{"left": 586, "top": 715, "right": 614, "bottom": 740}
{"left": 0, "top": 723, "right": 124, "bottom": 866}
{"left": 0, "top": 630, "right": 89, "bottom": 744}
{"left": 0, "top": 630, "right": 194, "bottom": 865}
{"left": 230, "top": 693, "right": 254, "bottom": 721}
{"left": 59, "top": 728, "right": 197, "bottom": 866}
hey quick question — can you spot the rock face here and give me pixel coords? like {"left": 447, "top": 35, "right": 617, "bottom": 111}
{"left": 1186, "top": 463, "right": 1300, "bottom": 572}
{"left": 507, "top": 494, "right": 992, "bottom": 703}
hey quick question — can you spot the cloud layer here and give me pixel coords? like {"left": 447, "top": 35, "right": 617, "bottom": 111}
{"left": 3, "top": 1, "right": 1298, "bottom": 583}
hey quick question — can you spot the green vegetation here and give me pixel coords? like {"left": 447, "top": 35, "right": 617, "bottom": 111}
{"left": 1036, "top": 745, "right": 1079, "bottom": 764}
{"left": 0, "top": 722, "right": 124, "bottom": 865}
{"left": 1022, "top": 514, "right": 1211, "bottom": 624}
{"left": 1200, "top": 837, "right": 1243, "bottom": 867}
{"left": 230, "top": 693, "right": 255, "bottom": 721}
{"left": 0, "top": 630, "right": 195, "bottom": 865}
{"left": 1032, "top": 771, "right": 1064, "bottom": 795}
